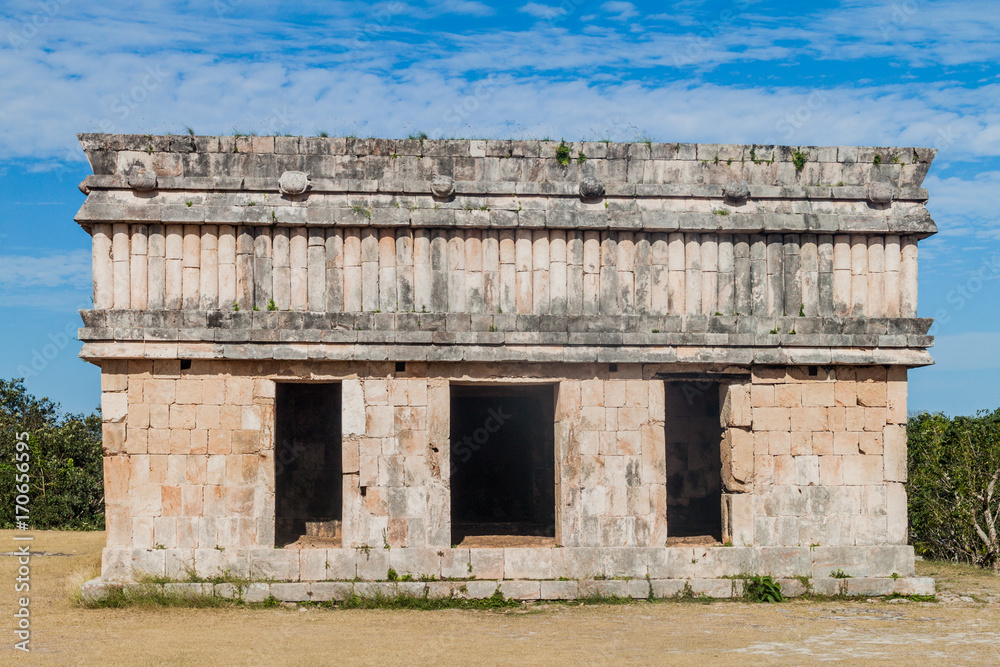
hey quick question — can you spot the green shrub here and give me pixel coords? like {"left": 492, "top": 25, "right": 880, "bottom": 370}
{"left": 0, "top": 379, "right": 104, "bottom": 530}
{"left": 742, "top": 575, "right": 783, "bottom": 603}
{"left": 907, "top": 410, "right": 1000, "bottom": 571}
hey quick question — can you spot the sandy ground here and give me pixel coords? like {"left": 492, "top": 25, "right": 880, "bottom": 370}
{"left": 1, "top": 530, "right": 999, "bottom": 666}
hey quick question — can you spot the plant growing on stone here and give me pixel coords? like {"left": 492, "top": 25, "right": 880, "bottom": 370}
{"left": 577, "top": 151, "right": 587, "bottom": 164}
{"left": 830, "top": 569, "right": 851, "bottom": 579}
{"left": 743, "top": 575, "right": 783, "bottom": 603}
{"left": 267, "top": 299, "right": 277, "bottom": 311}
{"left": 792, "top": 150, "right": 808, "bottom": 172}
{"left": 873, "top": 154, "right": 882, "bottom": 165}
{"left": 555, "top": 140, "right": 571, "bottom": 167}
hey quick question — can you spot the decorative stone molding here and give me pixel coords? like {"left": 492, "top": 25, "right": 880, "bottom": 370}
{"left": 868, "top": 182, "right": 895, "bottom": 204}
{"left": 430, "top": 174, "right": 455, "bottom": 199}
{"left": 579, "top": 176, "right": 605, "bottom": 199}
{"left": 278, "top": 170, "right": 309, "bottom": 195}
{"left": 126, "top": 165, "right": 157, "bottom": 191}
{"left": 723, "top": 179, "right": 750, "bottom": 204}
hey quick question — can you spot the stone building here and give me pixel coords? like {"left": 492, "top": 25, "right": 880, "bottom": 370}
{"left": 78, "top": 134, "right": 936, "bottom": 601}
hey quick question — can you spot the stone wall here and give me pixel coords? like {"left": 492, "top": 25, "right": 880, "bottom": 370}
{"left": 100, "top": 360, "right": 905, "bottom": 555}
{"left": 90, "top": 225, "right": 919, "bottom": 318}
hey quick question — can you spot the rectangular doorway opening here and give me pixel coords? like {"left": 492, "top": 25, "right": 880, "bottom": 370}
{"left": 275, "top": 383, "right": 342, "bottom": 548}
{"left": 450, "top": 384, "right": 556, "bottom": 547}
{"left": 664, "top": 381, "right": 723, "bottom": 545}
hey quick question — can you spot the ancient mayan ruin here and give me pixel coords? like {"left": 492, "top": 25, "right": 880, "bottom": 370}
{"left": 77, "top": 134, "right": 936, "bottom": 601}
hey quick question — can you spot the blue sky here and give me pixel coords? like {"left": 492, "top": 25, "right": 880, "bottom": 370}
{"left": 1, "top": 0, "right": 998, "bottom": 416}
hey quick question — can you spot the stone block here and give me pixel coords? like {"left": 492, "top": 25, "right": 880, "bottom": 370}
{"left": 893, "top": 577, "right": 934, "bottom": 596}
{"left": 270, "top": 583, "right": 310, "bottom": 601}
{"left": 309, "top": 582, "right": 354, "bottom": 601}
{"left": 469, "top": 548, "right": 504, "bottom": 579}
{"left": 251, "top": 549, "right": 300, "bottom": 581}
{"left": 578, "top": 579, "right": 628, "bottom": 598}
{"left": 440, "top": 548, "right": 471, "bottom": 579}
{"left": 688, "top": 579, "right": 735, "bottom": 598}
{"left": 650, "top": 579, "right": 687, "bottom": 598}
{"left": 845, "top": 577, "right": 896, "bottom": 596}
{"left": 389, "top": 548, "right": 441, "bottom": 578}
{"left": 499, "top": 580, "right": 541, "bottom": 600}
{"left": 462, "top": 580, "right": 501, "bottom": 599}
{"left": 540, "top": 580, "right": 580, "bottom": 600}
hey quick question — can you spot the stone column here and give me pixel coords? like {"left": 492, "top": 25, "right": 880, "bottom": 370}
{"left": 253, "top": 228, "right": 273, "bottom": 311}
{"left": 325, "top": 228, "right": 345, "bottom": 312}
{"left": 165, "top": 224, "right": 183, "bottom": 310}
{"left": 549, "top": 230, "right": 568, "bottom": 315}
{"left": 412, "top": 228, "right": 431, "bottom": 313}
{"left": 498, "top": 229, "right": 516, "bottom": 315}
{"left": 307, "top": 227, "right": 326, "bottom": 311}
{"left": 616, "top": 231, "right": 634, "bottom": 315}
{"left": 112, "top": 223, "right": 130, "bottom": 309}
{"left": 377, "top": 228, "right": 395, "bottom": 312}
{"left": 717, "top": 233, "right": 734, "bottom": 316}
{"left": 147, "top": 224, "right": 165, "bottom": 310}
{"left": 582, "top": 231, "right": 600, "bottom": 316}
{"left": 884, "top": 235, "right": 901, "bottom": 317}
{"left": 218, "top": 225, "right": 237, "bottom": 308}
{"left": 700, "top": 234, "right": 718, "bottom": 315}
{"left": 850, "top": 235, "right": 868, "bottom": 317}
{"left": 199, "top": 225, "right": 219, "bottom": 310}
{"left": 650, "top": 232, "right": 669, "bottom": 315}
{"left": 395, "top": 228, "right": 414, "bottom": 313}
{"left": 515, "top": 229, "right": 532, "bottom": 314}
{"left": 92, "top": 223, "right": 113, "bottom": 309}
{"left": 448, "top": 233, "right": 466, "bottom": 313}
{"left": 290, "top": 227, "right": 308, "bottom": 311}
{"left": 181, "top": 224, "right": 201, "bottom": 310}
{"left": 832, "top": 234, "right": 851, "bottom": 316}
{"left": 464, "top": 229, "right": 484, "bottom": 314}
{"left": 867, "top": 236, "right": 885, "bottom": 317}
{"left": 481, "top": 229, "right": 499, "bottom": 314}
{"left": 130, "top": 224, "right": 148, "bottom": 309}
{"left": 900, "top": 237, "right": 918, "bottom": 317}
{"left": 343, "top": 229, "right": 362, "bottom": 312}
{"left": 685, "top": 233, "right": 701, "bottom": 315}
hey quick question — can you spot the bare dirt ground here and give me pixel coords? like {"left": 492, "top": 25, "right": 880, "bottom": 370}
{"left": 2, "top": 530, "right": 999, "bottom": 666}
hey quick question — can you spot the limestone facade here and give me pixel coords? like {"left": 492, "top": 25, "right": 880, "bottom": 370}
{"left": 78, "top": 135, "right": 935, "bottom": 598}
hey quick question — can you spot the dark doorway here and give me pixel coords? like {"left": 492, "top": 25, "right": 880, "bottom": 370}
{"left": 664, "top": 381, "right": 723, "bottom": 543}
{"left": 450, "top": 384, "right": 556, "bottom": 546}
{"left": 274, "top": 383, "right": 342, "bottom": 547}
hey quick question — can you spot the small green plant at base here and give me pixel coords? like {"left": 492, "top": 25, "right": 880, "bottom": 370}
{"left": 651, "top": 329, "right": 660, "bottom": 333}
{"left": 186, "top": 201, "right": 193, "bottom": 207}
{"left": 387, "top": 568, "right": 399, "bottom": 581}
{"left": 252, "top": 305, "right": 260, "bottom": 311}
{"left": 488, "top": 324, "right": 497, "bottom": 332}
{"left": 232, "top": 302, "right": 240, "bottom": 311}
{"left": 830, "top": 569, "right": 852, "bottom": 579}
{"left": 769, "top": 326, "right": 780, "bottom": 334}
{"left": 792, "top": 150, "right": 808, "bottom": 172}
{"left": 799, "top": 303, "right": 806, "bottom": 317}
{"left": 713, "top": 208, "right": 730, "bottom": 216}
{"left": 577, "top": 151, "right": 587, "bottom": 164}
{"left": 555, "top": 139, "right": 571, "bottom": 166}
{"left": 743, "top": 575, "right": 783, "bottom": 603}
{"left": 267, "top": 299, "right": 277, "bottom": 311}
{"left": 873, "top": 154, "right": 882, "bottom": 165}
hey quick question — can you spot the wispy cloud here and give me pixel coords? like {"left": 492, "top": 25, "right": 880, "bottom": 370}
{"left": 0, "top": 250, "right": 91, "bottom": 289}
{"left": 518, "top": 3, "right": 567, "bottom": 20}
{"left": 601, "top": 1, "right": 638, "bottom": 21}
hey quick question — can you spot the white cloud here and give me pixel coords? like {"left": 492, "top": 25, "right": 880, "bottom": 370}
{"left": 0, "top": 251, "right": 92, "bottom": 289}
{"left": 438, "top": 0, "right": 494, "bottom": 17}
{"left": 518, "top": 3, "right": 566, "bottom": 20}
{"left": 601, "top": 1, "right": 638, "bottom": 21}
